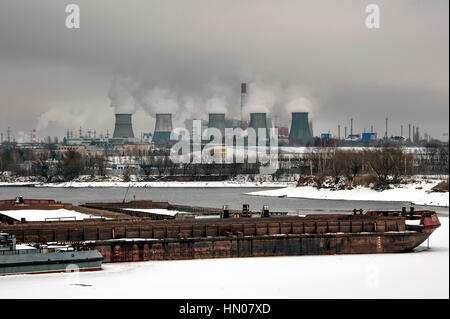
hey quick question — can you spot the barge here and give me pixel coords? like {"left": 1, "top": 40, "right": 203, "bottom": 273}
{"left": 0, "top": 198, "right": 441, "bottom": 263}
{"left": 0, "top": 233, "right": 104, "bottom": 276}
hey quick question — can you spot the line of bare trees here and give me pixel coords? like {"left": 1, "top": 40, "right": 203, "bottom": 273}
{"left": 1, "top": 142, "right": 447, "bottom": 183}
{"left": 0, "top": 147, "right": 105, "bottom": 182}
{"left": 304, "top": 144, "right": 417, "bottom": 188}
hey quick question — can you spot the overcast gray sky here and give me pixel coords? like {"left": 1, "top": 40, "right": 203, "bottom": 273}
{"left": 0, "top": 0, "right": 448, "bottom": 142}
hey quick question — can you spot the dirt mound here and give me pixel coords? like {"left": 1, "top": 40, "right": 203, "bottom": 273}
{"left": 432, "top": 179, "right": 449, "bottom": 193}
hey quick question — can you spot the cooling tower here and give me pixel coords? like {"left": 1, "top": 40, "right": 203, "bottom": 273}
{"left": 289, "top": 112, "right": 313, "bottom": 144}
{"left": 208, "top": 113, "right": 226, "bottom": 137}
{"left": 112, "top": 113, "right": 135, "bottom": 139}
{"left": 152, "top": 113, "right": 173, "bottom": 143}
{"left": 249, "top": 113, "right": 269, "bottom": 140}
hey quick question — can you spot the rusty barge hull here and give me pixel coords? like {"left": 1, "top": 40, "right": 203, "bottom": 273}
{"left": 88, "top": 231, "right": 430, "bottom": 263}
{"left": 0, "top": 215, "right": 410, "bottom": 243}
{"left": 1, "top": 214, "right": 438, "bottom": 263}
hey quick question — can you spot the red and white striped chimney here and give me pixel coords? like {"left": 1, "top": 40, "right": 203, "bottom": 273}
{"left": 240, "top": 82, "right": 247, "bottom": 126}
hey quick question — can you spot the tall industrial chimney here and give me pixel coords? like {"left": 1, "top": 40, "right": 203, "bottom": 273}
{"left": 350, "top": 118, "right": 353, "bottom": 137}
{"left": 113, "top": 113, "right": 135, "bottom": 139}
{"left": 385, "top": 117, "right": 388, "bottom": 139}
{"left": 152, "top": 113, "right": 173, "bottom": 144}
{"left": 289, "top": 112, "right": 313, "bottom": 145}
{"left": 241, "top": 83, "right": 247, "bottom": 123}
{"left": 208, "top": 113, "right": 226, "bottom": 138}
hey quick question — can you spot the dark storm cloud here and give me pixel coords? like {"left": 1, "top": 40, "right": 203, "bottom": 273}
{"left": 0, "top": 0, "right": 448, "bottom": 141}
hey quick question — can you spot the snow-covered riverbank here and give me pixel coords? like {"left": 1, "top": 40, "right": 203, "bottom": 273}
{"left": 39, "top": 181, "right": 293, "bottom": 188}
{"left": 0, "top": 180, "right": 294, "bottom": 188}
{"left": 247, "top": 180, "right": 449, "bottom": 207}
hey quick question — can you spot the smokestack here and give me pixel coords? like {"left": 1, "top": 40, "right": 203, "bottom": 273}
{"left": 350, "top": 118, "right": 353, "bottom": 137}
{"left": 113, "top": 113, "right": 134, "bottom": 139}
{"left": 385, "top": 117, "right": 388, "bottom": 139}
{"left": 208, "top": 113, "right": 226, "bottom": 138}
{"left": 241, "top": 83, "right": 247, "bottom": 122}
{"left": 338, "top": 125, "right": 341, "bottom": 140}
{"left": 288, "top": 112, "right": 313, "bottom": 144}
{"left": 152, "top": 113, "right": 173, "bottom": 143}
{"left": 249, "top": 113, "right": 268, "bottom": 139}
{"left": 408, "top": 123, "right": 411, "bottom": 141}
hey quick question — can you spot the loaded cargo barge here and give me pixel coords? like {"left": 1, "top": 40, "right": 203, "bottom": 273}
{"left": 0, "top": 199, "right": 441, "bottom": 263}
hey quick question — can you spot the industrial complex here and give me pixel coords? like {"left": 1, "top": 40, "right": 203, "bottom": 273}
{"left": 0, "top": 83, "right": 447, "bottom": 181}
{"left": 0, "top": 82, "right": 442, "bottom": 149}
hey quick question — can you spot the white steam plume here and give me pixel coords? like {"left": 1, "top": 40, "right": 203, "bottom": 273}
{"left": 108, "top": 76, "right": 139, "bottom": 114}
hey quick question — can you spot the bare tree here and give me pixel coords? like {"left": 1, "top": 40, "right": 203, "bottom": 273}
{"left": 62, "top": 151, "right": 85, "bottom": 181}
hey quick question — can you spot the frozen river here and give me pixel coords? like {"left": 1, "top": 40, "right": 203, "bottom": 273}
{"left": 1, "top": 217, "right": 448, "bottom": 299}
{"left": 0, "top": 186, "right": 448, "bottom": 216}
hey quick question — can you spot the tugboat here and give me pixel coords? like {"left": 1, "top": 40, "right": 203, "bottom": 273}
{"left": 0, "top": 233, "right": 104, "bottom": 276}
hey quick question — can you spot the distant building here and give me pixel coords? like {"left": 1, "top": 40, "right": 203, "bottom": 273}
{"left": 347, "top": 134, "right": 361, "bottom": 141}
{"left": 362, "top": 132, "right": 377, "bottom": 142}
